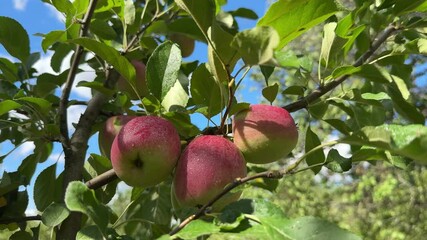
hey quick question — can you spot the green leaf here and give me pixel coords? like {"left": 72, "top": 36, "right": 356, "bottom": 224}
{"left": 330, "top": 65, "right": 361, "bottom": 79}
{"left": 17, "top": 97, "right": 52, "bottom": 114}
{"left": 17, "top": 155, "right": 37, "bottom": 186}
{"left": 190, "top": 63, "right": 226, "bottom": 117}
{"left": 123, "top": 0, "right": 136, "bottom": 26}
{"left": 89, "top": 20, "right": 117, "bottom": 40}
{"left": 341, "top": 124, "right": 427, "bottom": 164}
{"left": 51, "top": 0, "right": 74, "bottom": 15}
{"left": 65, "top": 181, "right": 110, "bottom": 233}
{"left": 34, "top": 164, "right": 57, "bottom": 211}
{"left": 41, "top": 30, "right": 67, "bottom": 52}
{"left": 326, "top": 149, "right": 352, "bottom": 173}
{"left": 387, "top": 85, "right": 424, "bottom": 124}
{"left": 229, "top": 8, "right": 258, "bottom": 20}
{"left": 260, "top": 65, "right": 275, "bottom": 85}
{"left": 0, "top": 16, "right": 30, "bottom": 62}
{"left": 0, "top": 57, "right": 19, "bottom": 82}
{"left": 95, "top": 0, "right": 122, "bottom": 13}
{"left": 262, "top": 83, "right": 279, "bottom": 104}
{"left": 0, "top": 100, "right": 21, "bottom": 116}
{"left": 282, "top": 86, "right": 305, "bottom": 96}
{"left": 361, "top": 92, "right": 391, "bottom": 101}
{"left": 279, "top": 216, "right": 362, "bottom": 240}
{"left": 42, "top": 203, "right": 70, "bottom": 227}
{"left": 146, "top": 41, "right": 182, "bottom": 101}
{"left": 231, "top": 26, "right": 279, "bottom": 65}
{"left": 76, "top": 225, "right": 104, "bottom": 240}
{"left": 9, "top": 231, "right": 33, "bottom": 240}
{"left": 175, "top": 0, "right": 215, "bottom": 35}
{"left": 320, "top": 22, "right": 337, "bottom": 69}
{"left": 175, "top": 220, "right": 221, "bottom": 239}
{"left": 394, "top": 0, "right": 427, "bottom": 15}
{"left": 69, "top": 38, "right": 136, "bottom": 84}
{"left": 161, "top": 79, "right": 189, "bottom": 112}
{"left": 258, "top": 0, "right": 339, "bottom": 49}
{"left": 305, "top": 127, "right": 325, "bottom": 174}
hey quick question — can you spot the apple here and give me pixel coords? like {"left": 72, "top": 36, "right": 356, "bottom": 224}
{"left": 173, "top": 135, "right": 247, "bottom": 211}
{"left": 98, "top": 115, "right": 135, "bottom": 159}
{"left": 233, "top": 104, "right": 298, "bottom": 164}
{"left": 117, "top": 60, "right": 149, "bottom": 100}
{"left": 170, "top": 34, "right": 195, "bottom": 58}
{"left": 110, "top": 116, "right": 181, "bottom": 187}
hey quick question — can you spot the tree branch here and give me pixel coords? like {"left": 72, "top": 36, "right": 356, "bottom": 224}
{"left": 284, "top": 24, "right": 398, "bottom": 113}
{"left": 85, "top": 169, "right": 118, "bottom": 190}
{"left": 0, "top": 215, "right": 42, "bottom": 225}
{"left": 168, "top": 158, "right": 308, "bottom": 236}
{"left": 59, "top": 0, "right": 100, "bottom": 151}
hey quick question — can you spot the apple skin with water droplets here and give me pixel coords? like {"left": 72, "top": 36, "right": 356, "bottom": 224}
{"left": 98, "top": 115, "right": 135, "bottom": 159}
{"left": 233, "top": 104, "right": 298, "bottom": 164}
{"left": 173, "top": 135, "right": 247, "bottom": 211}
{"left": 110, "top": 116, "right": 181, "bottom": 187}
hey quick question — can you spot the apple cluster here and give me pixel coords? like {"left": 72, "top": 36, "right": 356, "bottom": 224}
{"left": 100, "top": 104, "right": 298, "bottom": 210}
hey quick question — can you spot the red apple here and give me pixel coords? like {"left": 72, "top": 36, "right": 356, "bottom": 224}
{"left": 117, "top": 60, "right": 148, "bottom": 100}
{"left": 111, "top": 116, "right": 181, "bottom": 187}
{"left": 233, "top": 104, "right": 298, "bottom": 164}
{"left": 170, "top": 34, "right": 195, "bottom": 58}
{"left": 173, "top": 135, "right": 247, "bottom": 211}
{"left": 98, "top": 115, "right": 135, "bottom": 159}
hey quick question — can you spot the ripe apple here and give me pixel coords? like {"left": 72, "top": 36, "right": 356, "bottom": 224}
{"left": 233, "top": 104, "right": 298, "bottom": 164}
{"left": 110, "top": 116, "right": 181, "bottom": 187}
{"left": 170, "top": 34, "right": 195, "bottom": 58}
{"left": 117, "top": 60, "right": 149, "bottom": 100}
{"left": 173, "top": 135, "right": 247, "bottom": 211}
{"left": 98, "top": 115, "right": 135, "bottom": 159}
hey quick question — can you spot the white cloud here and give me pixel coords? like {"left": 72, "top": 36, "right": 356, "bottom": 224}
{"left": 44, "top": 3, "right": 65, "bottom": 22}
{"left": 67, "top": 105, "right": 87, "bottom": 133}
{"left": 18, "top": 141, "right": 36, "bottom": 156}
{"left": 47, "top": 152, "right": 65, "bottom": 164}
{"left": 13, "top": 0, "right": 28, "bottom": 11}
{"left": 33, "top": 52, "right": 55, "bottom": 75}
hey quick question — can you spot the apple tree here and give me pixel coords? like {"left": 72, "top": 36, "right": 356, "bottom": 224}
{"left": 0, "top": 0, "right": 427, "bottom": 239}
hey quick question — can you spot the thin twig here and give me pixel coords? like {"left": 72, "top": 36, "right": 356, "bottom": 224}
{"left": 284, "top": 24, "right": 398, "bottom": 113}
{"left": 59, "top": 0, "right": 100, "bottom": 151}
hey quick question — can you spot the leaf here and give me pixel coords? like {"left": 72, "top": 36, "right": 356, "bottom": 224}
{"left": 282, "top": 86, "right": 305, "bottom": 96}
{"left": 161, "top": 79, "right": 189, "bottom": 112}
{"left": 262, "top": 83, "right": 279, "bottom": 104}
{"left": 387, "top": 84, "right": 424, "bottom": 124}
{"left": 326, "top": 149, "right": 352, "bottom": 173}
{"left": 89, "top": 20, "right": 117, "bottom": 40}
{"left": 51, "top": 0, "right": 74, "bottom": 15}
{"left": 0, "top": 16, "right": 30, "bottom": 61}
{"left": 95, "top": 0, "right": 122, "bottom": 13}
{"left": 42, "top": 203, "right": 70, "bottom": 227}
{"left": 41, "top": 30, "right": 67, "bottom": 52}
{"left": 190, "top": 63, "right": 226, "bottom": 117}
{"left": 34, "top": 164, "right": 57, "bottom": 211}
{"left": 331, "top": 65, "right": 361, "bottom": 79}
{"left": 17, "top": 97, "right": 52, "bottom": 114}
{"left": 0, "top": 100, "right": 21, "bottom": 116}
{"left": 175, "top": 220, "right": 221, "bottom": 239}
{"left": 123, "top": 0, "right": 136, "bottom": 26}
{"left": 17, "top": 155, "right": 37, "bottom": 185}
{"left": 146, "top": 41, "right": 182, "bottom": 101}
{"left": 320, "top": 22, "right": 337, "bottom": 69}
{"left": 65, "top": 181, "right": 110, "bottom": 233}
{"left": 229, "top": 8, "right": 258, "bottom": 19}
{"left": 76, "top": 225, "right": 104, "bottom": 240}
{"left": 260, "top": 65, "right": 275, "bottom": 85}
{"left": 305, "top": 127, "right": 325, "bottom": 174}
{"left": 361, "top": 92, "right": 391, "bottom": 101}
{"left": 231, "top": 26, "right": 279, "bottom": 65}
{"left": 9, "top": 231, "right": 33, "bottom": 240}
{"left": 258, "top": 0, "right": 339, "bottom": 49}
{"left": 0, "top": 57, "right": 19, "bottom": 82}
{"left": 174, "top": 0, "right": 215, "bottom": 35}
{"left": 341, "top": 124, "right": 427, "bottom": 164}
{"left": 69, "top": 38, "right": 136, "bottom": 84}
{"left": 278, "top": 216, "right": 362, "bottom": 240}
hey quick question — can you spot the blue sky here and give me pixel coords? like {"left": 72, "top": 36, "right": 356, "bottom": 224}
{"left": 0, "top": 0, "right": 267, "bottom": 213}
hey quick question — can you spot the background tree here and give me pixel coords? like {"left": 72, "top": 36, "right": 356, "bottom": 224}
{"left": 0, "top": 0, "right": 426, "bottom": 239}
